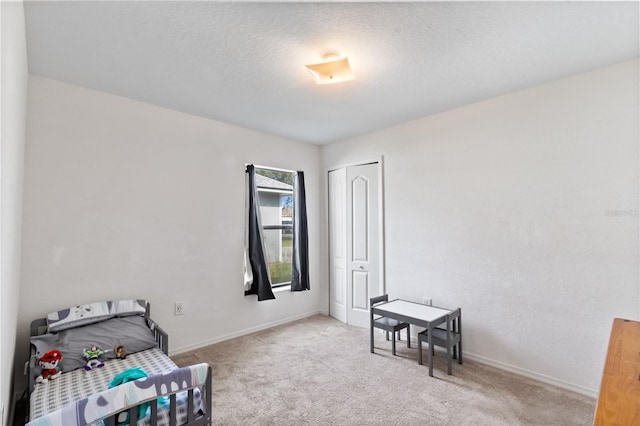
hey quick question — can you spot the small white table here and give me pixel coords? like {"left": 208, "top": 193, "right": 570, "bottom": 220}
{"left": 370, "top": 299, "right": 453, "bottom": 377}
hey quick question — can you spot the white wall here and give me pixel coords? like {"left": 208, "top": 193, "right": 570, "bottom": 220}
{"left": 322, "top": 59, "right": 639, "bottom": 396}
{"left": 12, "top": 52, "right": 638, "bottom": 408}
{"left": 16, "top": 76, "right": 321, "bottom": 389}
{"left": 1, "top": 0, "right": 27, "bottom": 423}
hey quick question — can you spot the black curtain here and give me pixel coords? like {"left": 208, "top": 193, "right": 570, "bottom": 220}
{"left": 245, "top": 165, "right": 275, "bottom": 301}
{"left": 291, "top": 171, "right": 310, "bottom": 291}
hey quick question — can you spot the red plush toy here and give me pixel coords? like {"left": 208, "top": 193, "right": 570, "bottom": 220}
{"left": 36, "top": 349, "right": 63, "bottom": 384}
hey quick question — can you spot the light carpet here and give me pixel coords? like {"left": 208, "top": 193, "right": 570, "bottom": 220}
{"left": 171, "top": 314, "right": 595, "bottom": 425}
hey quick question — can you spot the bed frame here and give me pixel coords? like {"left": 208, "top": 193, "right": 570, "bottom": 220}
{"left": 28, "top": 303, "right": 212, "bottom": 426}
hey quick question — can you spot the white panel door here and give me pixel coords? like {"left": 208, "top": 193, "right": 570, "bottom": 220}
{"left": 328, "top": 168, "right": 347, "bottom": 323}
{"left": 346, "top": 162, "right": 381, "bottom": 328}
{"left": 329, "top": 162, "right": 382, "bottom": 327}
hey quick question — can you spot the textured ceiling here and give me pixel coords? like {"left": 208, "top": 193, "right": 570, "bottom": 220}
{"left": 24, "top": 1, "right": 639, "bottom": 145}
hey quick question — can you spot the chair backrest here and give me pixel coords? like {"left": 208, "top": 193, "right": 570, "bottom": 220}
{"left": 370, "top": 294, "right": 389, "bottom": 307}
{"left": 447, "top": 308, "right": 462, "bottom": 333}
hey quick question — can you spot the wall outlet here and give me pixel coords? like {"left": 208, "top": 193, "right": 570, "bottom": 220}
{"left": 422, "top": 297, "right": 432, "bottom": 306}
{"left": 174, "top": 302, "right": 185, "bottom": 315}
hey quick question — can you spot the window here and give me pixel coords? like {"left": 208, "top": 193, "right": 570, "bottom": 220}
{"left": 245, "top": 164, "right": 309, "bottom": 300}
{"left": 255, "top": 167, "right": 295, "bottom": 287}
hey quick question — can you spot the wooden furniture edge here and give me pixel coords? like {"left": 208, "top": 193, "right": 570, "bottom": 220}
{"left": 594, "top": 317, "right": 640, "bottom": 425}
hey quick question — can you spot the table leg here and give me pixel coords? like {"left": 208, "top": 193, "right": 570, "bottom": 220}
{"left": 370, "top": 314, "right": 374, "bottom": 353}
{"left": 447, "top": 327, "right": 452, "bottom": 375}
{"left": 428, "top": 326, "right": 434, "bottom": 377}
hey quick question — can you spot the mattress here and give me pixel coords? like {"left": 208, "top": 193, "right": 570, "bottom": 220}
{"left": 29, "top": 347, "right": 201, "bottom": 425}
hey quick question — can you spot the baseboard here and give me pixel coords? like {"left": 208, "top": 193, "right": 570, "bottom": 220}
{"left": 170, "top": 310, "right": 323, "bottom": 355}
{"left": 395, "top": 329, "right": 597, "bottom": 399}
{"left": 462, "top": 352, "right": 598, "bottom": 399}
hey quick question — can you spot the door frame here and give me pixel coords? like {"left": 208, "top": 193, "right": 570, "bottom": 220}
{"left": 326, "top": 156, "right": 386, "bottom": 323}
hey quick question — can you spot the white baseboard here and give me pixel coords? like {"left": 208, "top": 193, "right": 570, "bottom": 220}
{"left": 394, "top": 329, "right": 597, "bottom": 399}
{"left": 170, "top": 309, "right": 323, "bottom": 355}
{"left": 459, "top": 352, "right": 597, "bottom": 399}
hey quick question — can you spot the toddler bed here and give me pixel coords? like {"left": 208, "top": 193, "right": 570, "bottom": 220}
{"left": 26, "top": 300, "right": 212, "bottom": 426}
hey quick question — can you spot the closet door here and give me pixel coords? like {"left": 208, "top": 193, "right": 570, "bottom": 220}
{"left": 329, "top": 162, "right": 383, "bottom": 327}
{"left": 328, "top": 168, "right": 347, "bottom": 323}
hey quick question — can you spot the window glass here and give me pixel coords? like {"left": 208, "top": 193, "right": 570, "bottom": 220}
{"left": 255, "top": 168, "right": 294, "bottom": 287}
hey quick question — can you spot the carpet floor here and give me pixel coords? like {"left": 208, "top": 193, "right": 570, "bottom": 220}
{"left": 171, "top": 314, "right": 595, "bottom": 425}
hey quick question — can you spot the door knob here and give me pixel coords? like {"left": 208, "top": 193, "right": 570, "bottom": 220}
{"left": 359, "top": 265, "right": 365, "bottom": 270}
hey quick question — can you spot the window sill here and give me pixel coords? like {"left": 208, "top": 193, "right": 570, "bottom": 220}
{"left": 273, "top": 285, "right": 291, "bottom": 293}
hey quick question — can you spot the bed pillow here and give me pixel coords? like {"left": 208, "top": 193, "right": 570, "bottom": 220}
{"left": 111, "top": 299, "right": 147, "bottom": 317}
{"left": 46, "top": 299, "right": 147, "bottom": 333}
{"left": 31, "top": 315, "right": 158, "bottom": 376}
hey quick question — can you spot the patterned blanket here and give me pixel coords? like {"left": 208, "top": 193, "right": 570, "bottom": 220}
{"left": 29, "top": 349, "right": 207, "bottom": 426}
{"left": 46, "top": 300, "right": 147, "bottom": 332}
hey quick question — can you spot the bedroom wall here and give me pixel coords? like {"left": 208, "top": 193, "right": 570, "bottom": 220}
{"left": 322, "top": 59, "right": 639, "bottom": 396}
{"left": 1, "top": 0, "right": 28, "bottom": 423}
{"left": 16, "top": 76, "right": 322, "bottom": 390}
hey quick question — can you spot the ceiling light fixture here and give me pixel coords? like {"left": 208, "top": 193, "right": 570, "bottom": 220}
{"left": 305, "top": 53, "right": 355, "bottom": 85}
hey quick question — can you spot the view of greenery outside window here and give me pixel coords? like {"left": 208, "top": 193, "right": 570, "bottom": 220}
{"left": 255, "top": 167, "right": 294, "bottom": 287}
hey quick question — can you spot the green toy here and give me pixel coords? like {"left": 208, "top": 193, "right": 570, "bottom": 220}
{"left": 83, "top": 345, "right": 109, "bottom": 371}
